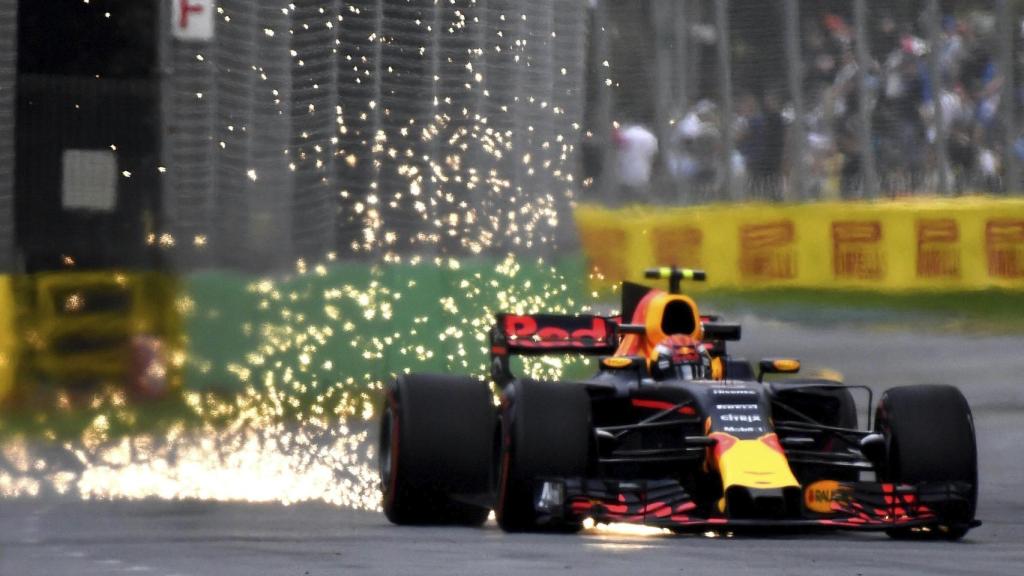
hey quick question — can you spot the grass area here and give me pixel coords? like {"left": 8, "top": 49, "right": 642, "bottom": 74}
{"left": 695, "top": 288, "right": 1024, "bottom": 334}
{"left": 182, "top": 255, "right": 591, "bottom": 392}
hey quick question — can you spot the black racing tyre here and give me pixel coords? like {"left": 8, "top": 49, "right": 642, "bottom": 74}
{"left": 380, "top": 374, "right": 495, "bottom": 525}
{"left": 875, "top": 384, "right": 977, "bottom": 540}
{"left": 496, "top": 379, "right": 591, "bottom": 532}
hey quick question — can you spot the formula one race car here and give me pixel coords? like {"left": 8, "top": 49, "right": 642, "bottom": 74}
{"left": 379, "top": 267, "right": 979, "bottom": 539}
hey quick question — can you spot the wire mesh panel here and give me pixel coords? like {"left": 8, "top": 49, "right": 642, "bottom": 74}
{"left": 589, "top": 0, "right": 1023, "bottom": 206}
{"left": 290, "top": 0, "right": 339, "bottom": 261}
{"left": 9, "top": 0, "right": 1024, "bottom": 274}
{"left": 0, "top": 0, "right": 15, "bottom": 271}
{"left": 164, "top": 1, "right": 217, "bottom": 267}
{"left": 211, "top": 0, "right": 259, "bottom": 268}
{"left": 551, "top": 0, "right": 589, "bottom": 244}
{"left": 434, "top": 0, "right": 486, "bottom": 254}
{"left": 377, "top": 0, "right": 436, "bottom": 255}
{"left": 244, "top": 1, "right": 295, "bottom": 269}
{"left": 158, "top": 0, "right": 591, "bottom": 269}
{"left": 478, "top": 0, "right": 524, "bottom": 252}
{"left": 335, "top": 0, "right": 383, "bottom": 255}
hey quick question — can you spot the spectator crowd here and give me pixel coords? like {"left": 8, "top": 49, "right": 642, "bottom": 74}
{"left": 610, "top": 9, "right": 1019, "bottom": 203}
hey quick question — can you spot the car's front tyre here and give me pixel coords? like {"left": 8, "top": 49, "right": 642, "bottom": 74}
{"left": 875, "top": 384, "right": 977, "bottom": 540}
{"left": 380, "top": 374, "right": 494, "bottom": 525}
{"left": 496, "top": 379, "right": 591, "bottom": 532}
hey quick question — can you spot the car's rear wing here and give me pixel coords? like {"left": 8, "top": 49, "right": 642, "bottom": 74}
{"left": 489, "top": 313, "right": 619, "bottom": 385}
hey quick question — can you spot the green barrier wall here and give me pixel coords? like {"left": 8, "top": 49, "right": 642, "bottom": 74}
{"left": 182, "top": 256, "right": 590, "bottom": 393}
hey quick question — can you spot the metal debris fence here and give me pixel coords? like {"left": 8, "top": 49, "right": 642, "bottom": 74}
{"left": 161, "top": 0, "right": 589, "bottom": 270}
{"left": 589, "top": 0, "right": 1024, "bottom": 206}
{"left": 6, "top": 1, "right": 1024, "bottom": 272}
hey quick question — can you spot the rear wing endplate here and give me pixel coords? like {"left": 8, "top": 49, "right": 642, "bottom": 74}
{"left": 490, "top": 313, "right": 618, "bottom": 386}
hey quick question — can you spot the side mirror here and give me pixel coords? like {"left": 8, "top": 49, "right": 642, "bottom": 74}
{"left": 758, "top": 358, "right": 801, "bottom": 382}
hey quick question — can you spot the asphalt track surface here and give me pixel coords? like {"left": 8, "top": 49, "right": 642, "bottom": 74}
{"left": 2, "top": 317, "right": 1024, "bottom": 575}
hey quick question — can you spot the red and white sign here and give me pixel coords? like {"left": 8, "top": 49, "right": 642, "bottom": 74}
{"left": 171, "top": 0, "right": 214, "bottom": 41}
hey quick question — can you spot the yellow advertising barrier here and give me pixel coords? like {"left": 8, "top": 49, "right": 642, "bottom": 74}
{"left": 0, "top": 271, "right": 183, "bottom": 404}
{"left": 0, "top": 275, "right": 15, "bottom": 402}
{"left": 575, "top": 197, "right": 1024, "bottom": 291}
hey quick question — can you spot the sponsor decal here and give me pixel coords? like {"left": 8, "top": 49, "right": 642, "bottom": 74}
{"left": 832, "top": 221, "right": 884, "bottom": 280}
{"left": 503, "top": 315, "right": 610, "bottom": 348}
{"left": 711, "top": 389, "right": 766, "bottom": 436}
{"left": 720, "top": 414, "right": 762, "bottom": 423}
{"left": 715, "top": 403, "right": 760, "bottom": 410}
{"left": 804, "top": 480, "right": 851, "bottom": 514}
{"left": 740, "top": 221, "right": 797, "bottom": 280}
{"left": 916, "top": 219, "right": 960, "bottom": 278}
{"left": 712, "top": 388, "right": 758, "bottom": 396}
{"left": 652, "top": 226, "right": 703, "bottom": 270}
{"left": 986, "top": 219, "right": 1024, "bottom": 279}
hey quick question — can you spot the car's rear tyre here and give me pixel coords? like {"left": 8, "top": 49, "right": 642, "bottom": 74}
{"left": 496, "top": 379, "right": 591, "bottom": 532}
{"left": 875, "top": 384, "right": 977, "bottom": 540}
{"left": 380, "top": 374, "right": 494, "bottom": 525}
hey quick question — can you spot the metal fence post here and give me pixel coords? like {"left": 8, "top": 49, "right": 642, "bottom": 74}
{"left": 672, "top": 0, "right": 691, "bottom": 203}
{"left": 853, "top": 0, "right": 878, "bottom": 199}
{"left": 427, "top": 0, "right": 442, "bottom": 255}
{"left": 553, "top": 0, "right": 589, "bottom": 246}
{"left": 715, "top": 0, "right": 737, "bottom": 201}
{"left": 782, "top": 0, "right": 804, "bottom": 201}
{"left": 0, "top": 0, "right": 16, "bottom": 270}
{"left": 999, "top": 0, "right": 1019, "bottom": 194}
{"left": 592, "top": 0, "right": 617, "bottom": 204}
{"left": 651, "top": 0, "right": 674, "bottom": 203}
{"left": 213, "top": 0, "right": 257, "bottom": 268}
{"left": 369, "top": 0, "right": 384, "bottom": 256}
{"left": 290, "top": 0, "right": 340, "bottom": 261}
{"left": 164, "top": 0, "right": 219, "bottom": 270}
{"left": 926, "top": 0, "right": 950, "bottom": 196}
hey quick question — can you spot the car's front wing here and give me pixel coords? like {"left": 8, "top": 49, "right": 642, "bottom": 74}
{"left": 535, "top": 477, "right": 976, "bottom": 532}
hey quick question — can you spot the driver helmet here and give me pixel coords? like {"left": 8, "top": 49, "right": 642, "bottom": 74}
{"left": 651, "top": 334, "right": 710, "bottom": 380}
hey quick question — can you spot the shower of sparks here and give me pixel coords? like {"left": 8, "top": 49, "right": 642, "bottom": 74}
{"left": 1, "top": 1, "right": 595, "bottom": 513}
{"left": 0, "top": 255, "right": 591, "bottom": 509}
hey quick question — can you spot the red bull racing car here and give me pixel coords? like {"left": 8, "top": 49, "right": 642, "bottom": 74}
{"left": 379, "top": 268, "right": 979, "bottom": 539}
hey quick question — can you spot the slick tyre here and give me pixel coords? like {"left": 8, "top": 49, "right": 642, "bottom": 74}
{"left": 496, "top": 379, "right": 591, "bottom": 533}
{"left": 380, "top": 374, "right": 494, "bottom": 525}
{"left": 875, "top": 384, "right": 977, "bottom": 540}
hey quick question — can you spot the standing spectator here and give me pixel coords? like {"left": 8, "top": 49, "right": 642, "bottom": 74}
{"left": 738, "top": 91, "right": 786, "bottom": 200}
{"left": 613, "top": 124, "right": 658, "bottom": 201}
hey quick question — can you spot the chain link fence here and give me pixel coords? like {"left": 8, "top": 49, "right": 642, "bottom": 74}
{"left": 588, "top": 0, "right": 1024, "bottom": 206}
{"left": 10, "top": 1, "right": 1023, "bottom": 271}
{"left": 161, "top": 0, "right": 589, "bottom": 270}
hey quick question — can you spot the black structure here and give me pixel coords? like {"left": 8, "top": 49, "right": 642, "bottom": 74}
{"left": 16, "top": 0, "right": 163, "bottom": 272}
